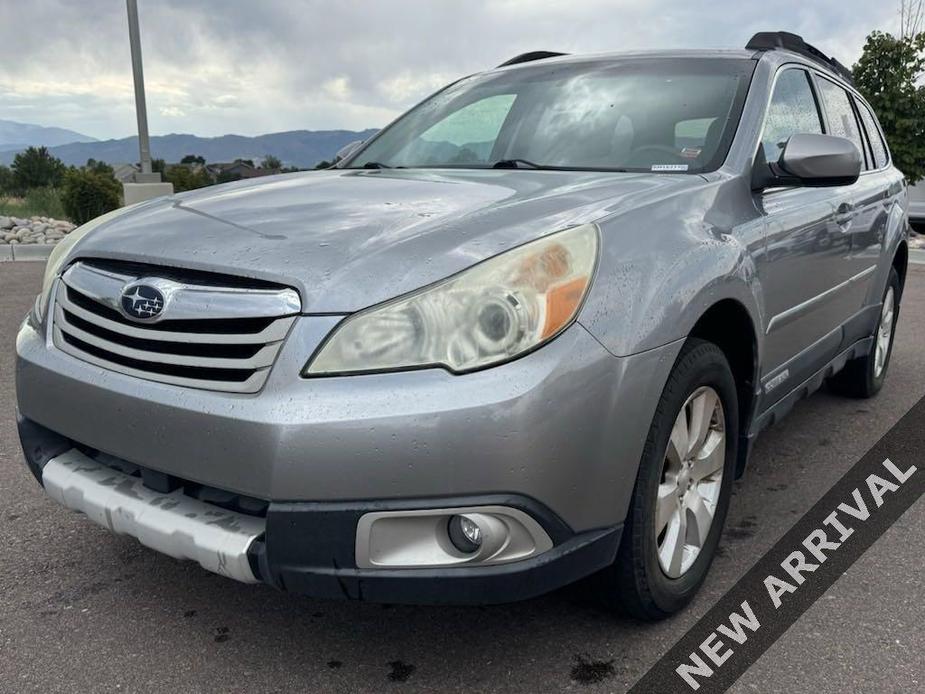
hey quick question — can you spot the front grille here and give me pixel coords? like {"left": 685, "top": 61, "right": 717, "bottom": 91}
{"left": 51, "top": 261, "right": 301, "bottom": 393}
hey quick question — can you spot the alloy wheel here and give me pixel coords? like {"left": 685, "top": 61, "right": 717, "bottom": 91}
{"left": 874, "top": 287, "right": 895, "bottom": 379}
{"left": 655, "top": 386, "right": 726, "bottom": 578}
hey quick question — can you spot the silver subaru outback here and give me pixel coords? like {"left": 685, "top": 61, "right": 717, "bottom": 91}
{"left": 15, "top": 32, "right": 909, "bottom": 618}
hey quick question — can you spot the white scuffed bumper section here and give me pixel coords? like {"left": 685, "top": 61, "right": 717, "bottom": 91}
{"left": 42, "top": 449, "right": 265, "bottom": 583}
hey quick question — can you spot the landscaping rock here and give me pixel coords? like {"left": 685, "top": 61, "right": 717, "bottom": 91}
{"left": 0, "top": 215, "right": 74, "bottom": 247}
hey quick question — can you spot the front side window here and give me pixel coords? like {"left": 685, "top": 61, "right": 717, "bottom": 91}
{"left": 816, "top": 77, "right": 868, "bottom": 169}
{"left": 349, "top": 58, "right": 756, "bottom": 173}
{"left": 761, "top": 68, "right": 823, "bottom": 162}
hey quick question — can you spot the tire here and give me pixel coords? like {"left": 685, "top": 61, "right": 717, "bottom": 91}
{"left": 596, "top": 338, "right": 738, "bottom": 620}
{"left": 828, "top": 267, "right": 901, "bottom": 399}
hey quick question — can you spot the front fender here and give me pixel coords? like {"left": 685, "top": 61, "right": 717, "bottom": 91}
{"left": 579, "top": 214, "right": 765, "bottom": 359}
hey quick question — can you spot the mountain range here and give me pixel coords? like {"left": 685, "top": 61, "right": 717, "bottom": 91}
{"left": 0, "top": 122, "right": 378, "bottom": 169}
{"left": 0, "top": 119, "right": 97, "bottom": 151}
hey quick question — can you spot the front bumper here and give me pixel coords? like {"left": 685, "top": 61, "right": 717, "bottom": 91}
{"left": 16, "top": 311, "right": 679, "bottom": 603}
{"left": 17, "top": 314, "right": 680, "bottom": 532}
{"left": 22, "top": 430, "right": 621, "bottom": 604}
{"left": 42, "top": 448, "right": 264, "bottom": 583}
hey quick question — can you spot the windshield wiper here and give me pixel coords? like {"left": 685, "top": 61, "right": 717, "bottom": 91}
{"left": 491, "top": 158, "right": 547, "bottom": 169}
{"left": 361, "top": 161, "right": 392, "bottom": 169}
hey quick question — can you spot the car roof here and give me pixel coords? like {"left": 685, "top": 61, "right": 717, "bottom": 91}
{"left": 491, "top": 48, "right": 758, "bottom": 70}
{"left": 490, "top": 47, "right": 857, "bottom": 95}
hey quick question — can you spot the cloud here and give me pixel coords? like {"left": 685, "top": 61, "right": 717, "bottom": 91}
{"left": 0, "top": 0, "right": 902, "bottom": 139}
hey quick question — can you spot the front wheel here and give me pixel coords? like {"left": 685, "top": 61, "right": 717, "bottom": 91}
{"left": 595, "top": 338, "right": 738, "bottom": 620}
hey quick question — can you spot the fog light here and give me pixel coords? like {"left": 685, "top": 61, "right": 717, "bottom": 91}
{"left": 448, "top": 515, "right": 482, "bottom": 553}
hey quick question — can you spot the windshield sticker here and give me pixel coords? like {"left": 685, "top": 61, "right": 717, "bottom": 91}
{"left": 680, "top": 147, "right": 702, "bottom": 159}
{"left": 652, "top": 164, "right": 689, "bottom": 172}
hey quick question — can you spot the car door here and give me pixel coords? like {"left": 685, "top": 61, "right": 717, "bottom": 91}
{"left": 754, "top": 67, "right": 850, "bottom": 397}
{"left": 846, "top": 95, "right": 904, "bottom": 344}
{"left": 811, "top": 76, "right": 884, "bottom": 339}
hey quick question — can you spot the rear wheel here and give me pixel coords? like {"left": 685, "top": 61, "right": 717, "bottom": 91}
{"left": 828, "top": 267, "right": 900, "bottom": 398}
{"left": 596, "top": 338, "right": 738, "bottom": 620}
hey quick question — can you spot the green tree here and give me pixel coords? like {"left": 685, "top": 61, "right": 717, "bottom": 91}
{"left": 853, "top": 30, "right": 925, "bottom": 183}
{"left": 216, "top": 170, "right": 243, "bottom": 184}
{"left": 61, "top": 168, "right": 121, "bottom": 225}
{"left": 314, "top": 159, "right": 333, "bottom": 169}
{"left": 85, "top": 158, "right": 114, "bottom": 176}
{"left": 262, "top": 154, "right": 282, "bottom": 170}
{"left": 0, "top": 164, "right": 13, "bottom": 193}
{"left": 180, "top": 154, "right": 206, "bottom": 165}
{"left": 164, "top": 164, "right": 212, "bottom": 192}
{"left": 151, "top": 158, "right": 166, "bottom": 175}
{"left": 11, "top": 146, "right": 66, "bottom": 192}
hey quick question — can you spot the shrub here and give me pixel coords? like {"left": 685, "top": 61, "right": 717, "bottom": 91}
{"left": 61, "top": 169, "right": 121, "bottom": 225}
{"left": 11, "top": 146, "right": 66, "bottom": 192}
{"left": 0, "top": 187, "right": 66, "bottom": 219}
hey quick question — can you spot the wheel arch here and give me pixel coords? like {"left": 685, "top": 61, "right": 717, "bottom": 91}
{"left": 687, "top": 298, "right": 759, "bottom": 478}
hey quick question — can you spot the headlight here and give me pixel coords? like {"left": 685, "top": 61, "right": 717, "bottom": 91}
{"left": 33, "top": 207, "right": 128, "bottom": 324}
{"left": 305, "top": 223, "right": 599, "bottom": 376}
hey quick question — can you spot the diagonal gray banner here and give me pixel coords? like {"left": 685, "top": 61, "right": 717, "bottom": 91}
{"left": 628, "top": 394, "right": 925, "bottom": 694}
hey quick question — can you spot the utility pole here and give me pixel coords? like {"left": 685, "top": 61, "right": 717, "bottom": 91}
{"left": 126, "top": 0, "right": 152, "bottom": 175}
{"left": 123, "top": 0, "right": 173, "bottom": 203}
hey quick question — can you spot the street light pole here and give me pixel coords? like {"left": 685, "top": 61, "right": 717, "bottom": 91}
{"left": 122, "top": 0, "right": 172, "bottom": 204}
{"left": 126, "top": 0, "right": 152, "bottom": 176}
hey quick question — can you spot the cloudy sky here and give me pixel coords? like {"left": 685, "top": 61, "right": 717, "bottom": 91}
{"left": 0, "top": 0, "right": 904, "bottom": 140}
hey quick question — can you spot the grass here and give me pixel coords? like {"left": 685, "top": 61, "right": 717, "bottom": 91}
{"left": 0, "top": 187, "right": 68, "bottom": 221}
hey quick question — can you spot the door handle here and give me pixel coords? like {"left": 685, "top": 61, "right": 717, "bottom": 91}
{"left": 834, "top": 202, "right": 856, "bottom": 228}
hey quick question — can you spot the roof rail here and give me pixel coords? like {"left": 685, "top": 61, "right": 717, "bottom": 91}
{"left": 496, "top": 51, "right": 567, "bottom": 68}
{"left": 746, "top": 32, "right": 854, "bottom": 85}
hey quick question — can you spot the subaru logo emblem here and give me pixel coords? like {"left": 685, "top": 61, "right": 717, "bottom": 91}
{"left": 121, "top": 284, "right": 166, "bottom": 321}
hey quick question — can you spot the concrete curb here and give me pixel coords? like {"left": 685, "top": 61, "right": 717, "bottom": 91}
{"left": 0, "top": 245, "right": 53, "bottom": 262}
{"left": 910, "top": 248, "right": 925, "bottom": 265}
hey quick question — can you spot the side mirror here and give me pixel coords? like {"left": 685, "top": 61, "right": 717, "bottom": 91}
{"left": 334, "top": 139, "right": 364, "bottom": 164}
{"left": 752, "top": 133, "right": 862, "bottom": 190}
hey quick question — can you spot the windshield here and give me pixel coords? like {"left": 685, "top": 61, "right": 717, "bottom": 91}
{"left": 347, "top": 57, "right": 755, "bottom": 173}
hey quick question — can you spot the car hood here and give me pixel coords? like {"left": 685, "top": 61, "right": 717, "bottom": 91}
{"left": 69, "top": 168, "right": 703, "bottom": 313}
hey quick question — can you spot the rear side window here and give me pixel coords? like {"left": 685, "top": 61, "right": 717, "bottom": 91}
{"left": 761, "top": 69, "right": 823, "bottom": 162}
{"left": 855, "top": 99, "right": 889, "bottom": 169}
{"left": 816, "top": 78, "right": 869, "bottom": 169}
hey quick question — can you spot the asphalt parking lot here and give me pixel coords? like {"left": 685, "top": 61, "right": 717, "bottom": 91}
{"left": 1, "top": 260, "right": 923, "bottom": 694}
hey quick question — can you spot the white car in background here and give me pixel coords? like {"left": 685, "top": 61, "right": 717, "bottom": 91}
{"left": 909, "top": 180, "right": 925, "bottom": 225}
